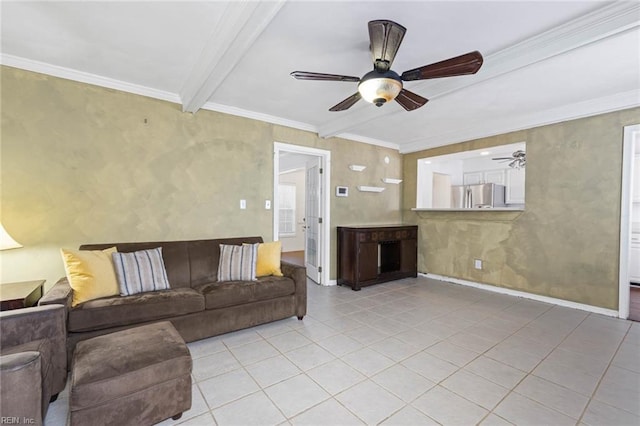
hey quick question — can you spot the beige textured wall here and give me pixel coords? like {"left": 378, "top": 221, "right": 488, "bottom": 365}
{"left": 403, "top": 108, "right": 640, "bottom": 310}
{"left": 1, "top": 66, "right": 401, "bottom": 289}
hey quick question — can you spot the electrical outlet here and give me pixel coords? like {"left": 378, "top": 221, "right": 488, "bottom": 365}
{"left": 474, "top": 259, "right": 483, "bottom": 270}
{"left": 240, "top": 199, "right": 246, "bottom": 210}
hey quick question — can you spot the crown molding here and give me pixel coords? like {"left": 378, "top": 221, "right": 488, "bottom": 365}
{"left": 201, "top": 102, "right": 400, "bottom": 150}
{"left": 317, "top": 1, "right": 640, "bottom": 140}
{"left": 3, "top": 2, "right": 636, "bottom": 155}
{"left": 0, "top": 54, "right": 181, "bottom": 104}
{"left": 1, "top": 53, "right": 392, "bottom": 148}
{"left": 201, "top": 101, "right": 317, "bottom": 133}
{"left": 399, "top": 89, "right": 640, "bottom": 153}
{"left": 337, "top": 133, "right": 399, "bottom": 150}
{"left": 180, "top": 0, "right": 285, "bottom": 113}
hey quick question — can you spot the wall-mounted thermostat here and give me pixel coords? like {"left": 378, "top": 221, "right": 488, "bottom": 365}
{"left": 336, "top": 186, "right": 349, "bottom": 197}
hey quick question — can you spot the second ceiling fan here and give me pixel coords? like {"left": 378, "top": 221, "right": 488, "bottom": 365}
{"left": 291, "top": 20, "right": 484, "bottom": 112}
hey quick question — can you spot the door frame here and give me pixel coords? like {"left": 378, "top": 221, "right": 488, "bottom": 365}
{"left": 619, "top": 124, "right": 640, "bottom": 319}
{"left": 273, "top": 142, "right": 331, "bottom": 286}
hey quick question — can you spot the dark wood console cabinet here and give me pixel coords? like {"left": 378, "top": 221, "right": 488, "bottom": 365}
{"left": 337, "top": 225, "right": 418, "bottom": 291}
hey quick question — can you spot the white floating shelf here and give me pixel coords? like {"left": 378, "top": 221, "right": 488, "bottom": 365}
{"left": 382, "top": 178, "right": 403, "bottom": 184}
{"left": 349, "top": 164, "right": 366, "bottom": 172}
{"left": 357, "top": 186, "right": 385, "bottom": 193}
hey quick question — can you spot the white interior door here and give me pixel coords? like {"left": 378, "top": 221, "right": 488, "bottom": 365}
{"left": 305, "top": 157, "right": 323, "bottom": 283}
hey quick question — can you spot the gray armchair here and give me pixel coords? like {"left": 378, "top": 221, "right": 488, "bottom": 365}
{"left": 1, "top": 304, "right": 67, "bottom": 425}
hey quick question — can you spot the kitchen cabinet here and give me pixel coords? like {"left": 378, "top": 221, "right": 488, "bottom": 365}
{"left": 463, "top": 172, "right": 483, "bottom": 185}
{"left": 485, "top": 170, "right": 506, "bottom": 185}
{"left": 337, "top": 225, "right": 418, "bottom": 291}
{"left": 506, "top": 168, "right": 526, "bottom": 204}
{"left": 460, "top": 168, "right": 525, "bottom": 205}
{"left": 463, "top": 170, "right": 505, "bottom": 186}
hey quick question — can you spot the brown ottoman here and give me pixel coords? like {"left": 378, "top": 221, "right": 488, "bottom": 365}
{"left": 70, "top": 322, "right": 192, "bottom": 426}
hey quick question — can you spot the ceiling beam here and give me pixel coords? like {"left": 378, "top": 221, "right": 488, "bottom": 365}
{"left": 180, "top": 0, "right": 286, "bottom": 113}
{"left": 317, "top": 1, "right": 640, "bottom": 139}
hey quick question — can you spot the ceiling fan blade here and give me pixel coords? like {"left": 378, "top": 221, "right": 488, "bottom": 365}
{"left": 290, "top": 71, "right": 360, "bottom": 82}
{"left": 394, "top": 89, "right": 428, "bottom": 111}
{"left": 368, "top": 20, "right": 406, "bottom": 72}
{"left": 329, "top": 92, "right": 362, "bottom": 112}
{"left": 401, "top": 51, "right": 484, "bottom": 81}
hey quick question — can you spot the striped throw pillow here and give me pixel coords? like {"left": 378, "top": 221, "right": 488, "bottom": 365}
{"left": 112, "top": 248, "right": 171, "bottom": 296}
{"left": 217, "top": 243, "right": 258, "bottom": 282}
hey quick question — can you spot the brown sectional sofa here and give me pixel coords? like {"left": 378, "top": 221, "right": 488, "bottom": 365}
{"left": 40, "top": 237, "right": 306, "bottom": 360}
{"left": 0, "top": 304, "right": 67, "bottom": 424}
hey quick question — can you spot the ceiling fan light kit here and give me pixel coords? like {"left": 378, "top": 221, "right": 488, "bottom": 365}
{"left": 290, "top": 19, "right": 483, "bottom": 112}
{"left": 358, "top": 70, "right": 403, "bottom": 107}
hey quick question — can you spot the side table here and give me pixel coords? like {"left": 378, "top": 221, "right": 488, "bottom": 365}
{"left": 0, "top": 280, "right": 45, "bottom": 311}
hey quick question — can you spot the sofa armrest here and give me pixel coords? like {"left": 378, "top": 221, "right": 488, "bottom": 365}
{"left": 0, "top": 304, "right": 66, "bottom": 347}
{"left": 39, "top": 277, "right": 72, "bottom": 311}
{"left": 0, "top": 305, "right": 67, "bottom": 396}
{"left": 0, "top": 352, "right": 43, "bottom": 425}
{"left": 280, "top": 261, "right": 307, "bottom": 319}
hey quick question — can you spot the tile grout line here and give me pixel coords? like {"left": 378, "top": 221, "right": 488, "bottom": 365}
{"left": 489, "top": 311, "right": 610, "bottom": 424}
{"left": 48, "top": 279, "right": 637, "bottom": 425}
{"left": 440, "top": 299, "right": 558, "bottom": 425}
{"left": 575, "top": 318, "right": 634, "bottom": 425}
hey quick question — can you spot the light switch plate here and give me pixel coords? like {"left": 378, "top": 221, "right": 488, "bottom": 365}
{"left": 240, "top": 199, "right": 246, "bottom": 209}
{"left": 265, "top": 200, "right": 271, "bottom": 209}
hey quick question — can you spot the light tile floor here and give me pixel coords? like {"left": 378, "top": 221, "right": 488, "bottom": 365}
{"left": 45, "top": 277, "right": 640, "bottom": 425}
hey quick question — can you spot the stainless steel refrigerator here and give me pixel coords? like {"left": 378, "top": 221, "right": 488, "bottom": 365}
{"left": 451, "top": 183, "right": 506, "bottom": 208}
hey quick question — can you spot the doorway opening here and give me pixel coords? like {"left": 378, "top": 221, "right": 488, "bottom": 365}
{"left": 273, "top": 142, "right": 331, "bottom": 285}
{"left": 619, "top": 124, "right": 640, "bottom": 320}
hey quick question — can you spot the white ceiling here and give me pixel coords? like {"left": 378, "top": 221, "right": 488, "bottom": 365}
{"left": 2, "top": 1, "right": 638, "bottom": 153}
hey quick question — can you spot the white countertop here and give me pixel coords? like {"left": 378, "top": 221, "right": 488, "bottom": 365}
{"left": 411, "top": 207, "right": 525, "bottom": 212}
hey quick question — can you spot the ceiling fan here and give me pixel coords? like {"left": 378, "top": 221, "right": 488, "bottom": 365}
{"left": 290, "top": 20, "right": 483, "bottom": 112}
{"left": 493, "top": 150, "right": 526, "bottom": 169}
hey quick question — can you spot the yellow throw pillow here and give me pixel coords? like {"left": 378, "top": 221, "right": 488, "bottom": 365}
{"left": 256, "top": 241, "right": 283, "bottom": 277}
{"left": 60, "top": 247, "right": 120, "bottom": 307}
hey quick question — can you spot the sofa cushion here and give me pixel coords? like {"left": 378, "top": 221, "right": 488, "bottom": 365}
{"left": 112, "top": 248, "right": 170, "bottom": 296}
{"left": 80, "top": 237, "right": 267, "bottom": 289}
{"left": 68, "top": 288, "right": 204, "bottom": 332}
{"left": 81, "top": 242, "right": 192, "bottom": 289}
{"left": 187, "top": 237, "right": 263, "bottom": 286}
{"left": 196, "top": 276, "right": 295, "bottom": 310}
{"left": 254, "top": 275, "right": 295, "bottom": 300}
{"left": 256, "top": 241, "right": 283, "bottom": 277}
{"left": 217, "top": 244, "right": 258, "bottom": 282}
{"left": 61, "top": 247, "right": 120, "bottom": 307}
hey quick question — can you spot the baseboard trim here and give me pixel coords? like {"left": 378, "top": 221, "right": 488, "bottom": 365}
{"left": 421, "top": 273, "right": 619, "bottom": 318}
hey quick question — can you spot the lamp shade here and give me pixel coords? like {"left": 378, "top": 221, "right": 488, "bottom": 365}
{"left": 0, "top": 223, "right": 23, "bottom": 250}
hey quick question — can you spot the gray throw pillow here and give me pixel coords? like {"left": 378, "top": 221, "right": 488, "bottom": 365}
{"left": 112, "top": 247, "right": 170, "bottom": 296}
